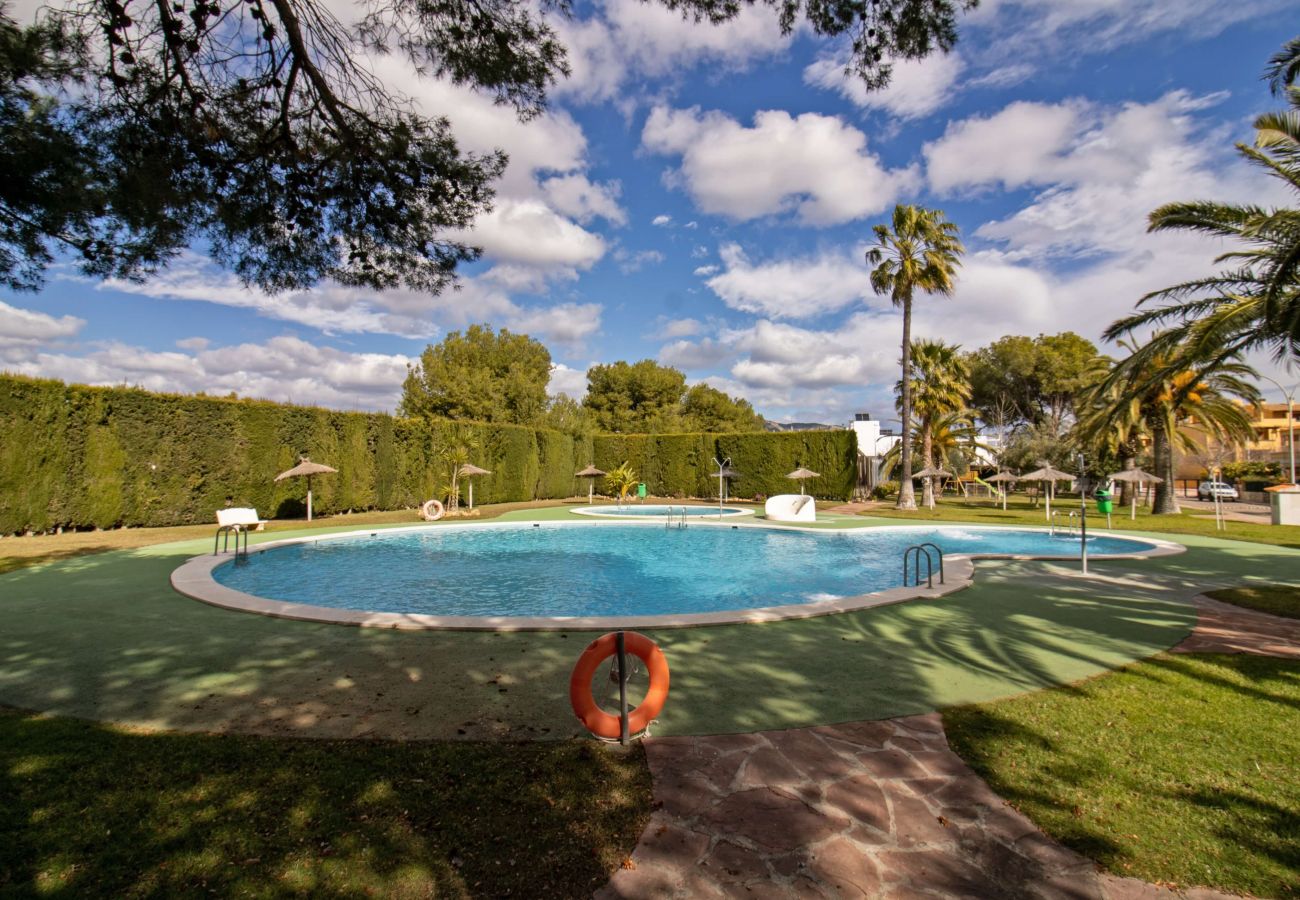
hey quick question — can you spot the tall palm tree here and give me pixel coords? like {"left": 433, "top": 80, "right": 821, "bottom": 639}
{"left": 867, "top": 205, "right": 964, "bottom": 511}
{"left": 1086, "top": 341, "right": 1259, "bottom": 514}
{"left": 1105, "top": 38, "right": 1300, "bottom": 364}
{"left": 879, "top": 410, "right": 988, "bottom": 503}
{"left": 898, "top": 339, "right": 971, "bottom": 508}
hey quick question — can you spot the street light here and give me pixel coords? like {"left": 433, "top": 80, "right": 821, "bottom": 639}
{"left": 1257, "top": 374, "right": 1298, "bottom": 486}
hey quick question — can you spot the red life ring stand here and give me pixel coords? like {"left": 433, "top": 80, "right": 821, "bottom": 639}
{"left": 420, "top": 498, "right": 445, "bottom": 521}
{"left": 569, "top": 631, "right": 670, "bottom": 740}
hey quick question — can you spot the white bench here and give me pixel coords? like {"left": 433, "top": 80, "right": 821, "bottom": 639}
{"left": 214, "top": 507, "right": 267, "bottom": 555}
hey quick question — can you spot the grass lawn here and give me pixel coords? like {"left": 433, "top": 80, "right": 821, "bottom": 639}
{"left": 1206, "top": 584, "right": 1300, "bottom": 620}
{"left": 945, "top": 653, "right": 1300, "bottom": 898}
{"left": 0, "top": 708, "right": 650, "bottom": 898}
{"left": 863, "top": 495, "right": 1300, "bottom": 549}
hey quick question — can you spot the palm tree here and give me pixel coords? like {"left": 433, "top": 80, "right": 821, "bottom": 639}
{"left": 604, "top": 462, "right": 638, "bottom": 504}
{"left": 1086, "top": 341, "right": 1259, "bottom": 514}
{"left": 437, "top": 426, "right": 479, "bottom": 513}
{"left": 879, "top": 410, "right": 989, "bottom": 502}
{"left": 1105, "top": 38, "right": 1300, "bottom": 364}
{"left": 898, "top": 340, "right": 971, "bottom": 508}
{"left": 866, "top": 205, "right": 964, "bottom": 511}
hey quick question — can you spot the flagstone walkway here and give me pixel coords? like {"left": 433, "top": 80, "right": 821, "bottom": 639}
{"left": 599, "top": 596, "right": 1297, "bottom": 899}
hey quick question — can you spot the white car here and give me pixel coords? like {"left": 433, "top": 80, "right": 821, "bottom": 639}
{"left": 1197, "top": 481, "right": 1239, "bottom": 502}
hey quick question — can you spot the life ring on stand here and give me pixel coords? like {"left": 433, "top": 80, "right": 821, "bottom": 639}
{"left": 569, "top": 631, "right": 670, "bottom": 739}
{"left": 420, "top": 498, "right": 445, "bottom": 521}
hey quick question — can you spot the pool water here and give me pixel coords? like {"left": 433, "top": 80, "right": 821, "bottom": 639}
{"left": 213, "top": 523, "right": 1157, "bottom": 618}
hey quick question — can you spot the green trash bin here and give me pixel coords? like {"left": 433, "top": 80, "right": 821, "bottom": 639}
{"left": 637, "top": 483, "right": 647, "bottom": 501}
{"left": 1094, "top": 489, "right": 1113, "bottom": 515}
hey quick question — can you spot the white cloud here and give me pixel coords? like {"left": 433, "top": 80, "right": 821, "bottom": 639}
{"left": 923, "top": 99, "right": 1085, "bottom": 194}
{"left": 804, "top": 52, "right": 965, "bottom": 119}
{"left": 541, "top": 175, "right": 626, "bottom": 226}
{"left": 176, "top": 337, "right": 210, "bottom": 351}
{"left": 3, "top": 336, "right": 412, "bottom": 411}
{"left": 705, "top": 244, "right": 870, "bottom": 319}
{"left": 547, "top": 363, "right": 590, "bottom": 399}
{"left": 614, "top": 249, "right": 666, "bottom": 273}
{"left": 692, "top": 265, "right": 719, "bottom": 277}
{"left": 456, "top": 199, "right": 606, "bottom": 271}
{"left": 652, "top": 214, "right": 673, "bottom": 227}
{"left": 0, "top": 301, "right": 84, "bottom": 347}
{"left": 642, "top": 105, "right": 918, "bottom": 225}
{"left": 658, "top": 317, "right": 705, "bottom": 339}
{"left": 659, "top": 337, "right": 732, "bottom": 370}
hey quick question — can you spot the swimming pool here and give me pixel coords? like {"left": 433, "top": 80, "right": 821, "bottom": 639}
{"left": 188, "top": 522, "right": 1175, "bottom": 628}
{"left": 571, "top": 504, "right": 752, "bottom": 518}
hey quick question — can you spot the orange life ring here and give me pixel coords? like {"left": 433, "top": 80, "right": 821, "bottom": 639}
{"left": 569, "top": 631, "right": 670, "bottom": 740}
{"left": 420, "top": 498, "right": 445, "bottom": 521}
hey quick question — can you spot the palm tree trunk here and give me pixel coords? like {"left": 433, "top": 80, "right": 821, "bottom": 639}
{"left": 921, "top": 427, "right": 935, "bottom": 509}
{"left": 1151, "top": 423, "right": 1181, "bottom": 515}
{"left": 896, "top": 296, "right": 917, "bottom": 511}
{"left": 1118, "top": 454, "right": 1135, "bottom": 507}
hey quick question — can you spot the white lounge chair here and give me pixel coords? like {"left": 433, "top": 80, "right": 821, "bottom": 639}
{"left": 764, "top": 494, "right": 816, "bottom": 523}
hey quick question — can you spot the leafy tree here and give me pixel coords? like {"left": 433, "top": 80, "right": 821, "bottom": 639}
{"left": 583, "top": 360, "right": 687, "bottom": 433}
{"left": 541, "top": 393, "right": 593, "bottom": 434}
{"left": 1, "top": 0, "right": 974, "bottom": 292}
{"left": 681, "top": 383, "right": 765, "bottom": 433}
{"left": 866, "top": 203, "right": 963, "bottom": 511}
{"left": 400, "top": 325, "right": 551, "bottom": 425}
{"left": 966, "top": 332, "right": 1103, "bottom": 435}
{"left": 897, "top": 339, "right": 969, "bottom": 508}
{"left": 1105, "top": 36, "right": 1300, "bottom": 365}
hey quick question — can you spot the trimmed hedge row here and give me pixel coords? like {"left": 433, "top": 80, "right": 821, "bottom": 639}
{"left": 0, "top": 375, "right": 857, "bottom": 532}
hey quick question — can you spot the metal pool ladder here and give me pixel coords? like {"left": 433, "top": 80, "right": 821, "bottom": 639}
{"left": 902, "top": 543, "right": 944, "bottom": 588}
{"left": 664, "top": 506, "right": 688, "bottom": 529}
{"left": 1050, "top": 511, "right": 1080, "bottom": 539}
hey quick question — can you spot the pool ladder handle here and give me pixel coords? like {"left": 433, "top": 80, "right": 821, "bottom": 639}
{"left": 901, "top": 543, "right": 944, "bottom": 589}
{"left": 214, "top": 524, "right": 249, "bottom": 558}
{"left": 664, "top": 506, "right": 688, "bottom": 529}
{"left": 1050, "top": 511, "right": 1081, "bottom": 539}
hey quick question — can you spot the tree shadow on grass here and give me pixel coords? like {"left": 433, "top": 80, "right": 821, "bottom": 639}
{"left": 0, "top": 708, "right": 650, "bottom": 899}
{"left": 943, "top": 653, "right": 1300, "bottom": 898}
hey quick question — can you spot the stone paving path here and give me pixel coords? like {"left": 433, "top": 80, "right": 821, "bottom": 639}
{"left": 1172, "top": 595, "right": 1300, "bottom": 658}
{"left": 598, "top": 714, "right": 1237, "bottom": 899}
{"left": 599, "top": 596, "right": 1300, "bottom": 899}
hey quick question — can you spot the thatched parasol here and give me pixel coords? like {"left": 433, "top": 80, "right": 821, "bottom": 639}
{"left": 457, "top": 463, "right": 492, "bottom": 510}
{"left": 274, "top": 456, "right": 337, "bottom": 522}
{"left": 986, "top": 470, "right": 1019, "bottom": 510}
{"left": 575, "top": 464, "right": 606, "bottom": 504}
{"left": 1020, "top": 463, "right": 1075, "bottom": 521}
{"left": 786, "top": 466, "right": 821, "bottom": 496}
{"left": 911, "top": 465, "right": 954, "bottom": 509}
{"left": 1108, "top": 468, "right": 1162, "bottom": 520}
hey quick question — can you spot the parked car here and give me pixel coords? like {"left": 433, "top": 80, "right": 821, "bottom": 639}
{"left": 1197, "top": 481, "right": 1240, "bottom": 501}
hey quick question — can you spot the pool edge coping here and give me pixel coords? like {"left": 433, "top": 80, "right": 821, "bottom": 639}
{"left": 169, "top": 521, "right": 1187, "bottom": 632}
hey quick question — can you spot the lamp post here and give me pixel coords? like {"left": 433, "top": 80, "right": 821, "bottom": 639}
{"left": 1258, "top": 375, "right": 1297, "bottom": 486}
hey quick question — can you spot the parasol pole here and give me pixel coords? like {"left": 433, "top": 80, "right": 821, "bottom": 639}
{"left": 306, "top": 474, "right": 313, "bottom": 522}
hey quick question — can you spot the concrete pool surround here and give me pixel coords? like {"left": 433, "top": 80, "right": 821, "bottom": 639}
{"left": 170, "top": 519, "right": 1186, "bottom": 632}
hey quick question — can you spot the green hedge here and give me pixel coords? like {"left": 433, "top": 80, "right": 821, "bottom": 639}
{"left": 0, "top": 375, "right": 856, "bottom": 532}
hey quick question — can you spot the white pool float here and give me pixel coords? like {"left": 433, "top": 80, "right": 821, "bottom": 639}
{"left": 765, "top": 494, "right": 816, "bottom": 523}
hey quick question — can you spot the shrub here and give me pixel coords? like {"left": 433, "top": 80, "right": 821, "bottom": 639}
{"left": 872, "top": 480, "right": 899, "bottom": 500}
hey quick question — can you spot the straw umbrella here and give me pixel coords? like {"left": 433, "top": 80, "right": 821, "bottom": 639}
{"left": 786, "top": 467, "right": 821, "bottom": 496}
{"left": 911, "top": 465, "right": 954, "bottom": 509}
{"left": 457, "top": 463, "right": 491, "bottom": 510}
{"left": 575, "top": 464, "right": 606, "bottom": 504}
{"left": 1020, "top": 463, "right": 1075, "bottom": 521}
{"left": 1108, "top": 468, "right": 1162, "bottom": 520}
{"left": 274, "top": 456, "right": 338, "bottom": 522}
{"left": 710, "top": 459, "right": 740, "bottom": 513}
{"left": 986, "top": 471, "right": 1019, "bottom": 511}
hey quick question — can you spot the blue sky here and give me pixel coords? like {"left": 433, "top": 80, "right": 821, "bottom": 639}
{"left": 1, "top": 0, "right": 1296, "bottom": 421}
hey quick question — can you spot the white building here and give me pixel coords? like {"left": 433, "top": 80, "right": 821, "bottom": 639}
{"left": 848, "top": 413, "right": 902, "bottom": 493}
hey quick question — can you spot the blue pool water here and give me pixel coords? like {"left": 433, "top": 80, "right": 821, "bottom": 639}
{"left": 574, "top": 505, "right": 750, "bottom": 517}
{"left": 213, "top": 523, "right": 1158, "bottom": 618}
